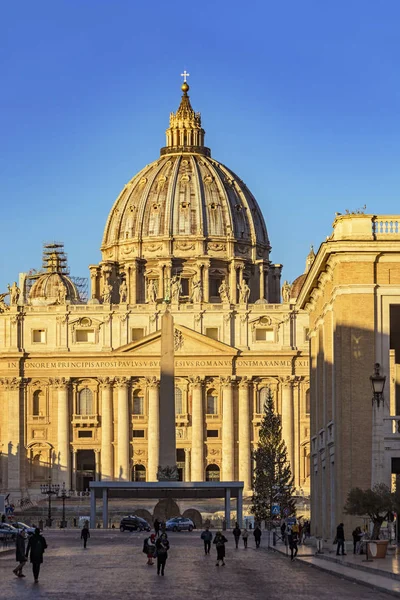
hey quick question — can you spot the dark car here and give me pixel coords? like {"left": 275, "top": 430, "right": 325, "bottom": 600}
{"left": 165, "top": 517, "right": 195, "bottom": 532}
{"left": 119, "top": 515, "right": 151, "bottom": 532}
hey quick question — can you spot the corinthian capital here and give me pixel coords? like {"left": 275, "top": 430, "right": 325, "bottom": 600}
{"left": 114, "top": 376, "right": 129, "bottom": 388}
{"left": 0, "top": 376, "right": 23, "bottom": 390}
{"left": 145, "top": 376, "right": 159, "bottom": 389}
{"left": 220, "top": 376, "right": 234, "bottom": 388}
{"left": 49, "top": 377, "right": 70, "bottom": 389}
{"left": 238, "top": 376, "right": 251, "bottom": 389}
{"left": 98, "top": 376, "right": 114, "bottom": 389}
{"left": 188, "top": 376, "right": 203, "bottom": 389}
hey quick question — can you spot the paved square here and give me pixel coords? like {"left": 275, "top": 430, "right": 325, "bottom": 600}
{"left": 0, "top": 530, "right": 395, "bottom": 599}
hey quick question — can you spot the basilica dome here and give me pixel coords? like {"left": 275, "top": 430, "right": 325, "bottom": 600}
{"left": 102, "top": 82, "right": 269, "bottom": 262}
{"left": 95, "top": 81, "right": 279, "bottom": 305}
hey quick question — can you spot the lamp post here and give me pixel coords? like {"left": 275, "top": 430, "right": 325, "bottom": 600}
{"left": 370, "top": 362, "right": 387, "bottom": 489}
{"left": 40, "top": 479, "right": 60, "bottom": 527}
{"left": 59, "top": 482, "right": 71, "bottom": 528}
{"left": 370, "top": 363, "right": 386, "bottom": 407}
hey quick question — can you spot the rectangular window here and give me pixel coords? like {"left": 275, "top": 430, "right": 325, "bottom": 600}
{"left": 78, "top": 430, "right": 93, "bottom": 438}
{"left": 206, "top": 327, "right": 219, "bottom": 341}
{"left": 255, "top": 328, "right": 274, "bottom": 342}
{"left": 209, "top": 278, "right": 222, "bottom": 297}
{"left": 207, "top": 429, "right": 219, "bottom": 438}
{"left": 133, "top": 430, "right": 145, "bottom": 438}
{"left": 32, "top": 329, "right": 46, "bottom": 343}
{"left": 76, "top": 329, "right": 95, "bottom": 343}
{"left": 131, "top": 328, "right": 145, "bottom": 342}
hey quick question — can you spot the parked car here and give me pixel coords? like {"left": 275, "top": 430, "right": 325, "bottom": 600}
{"left": 0, "top": 523, "right": 18, "bottom": 540}
{"left": 165, "top": 517, "right": 194, "bottom": 532}
{"left": 119, "top": 515, "right": 151, "bottom": 532}
{"left": 11, "top": 521, "right": 36, "bottom": 536}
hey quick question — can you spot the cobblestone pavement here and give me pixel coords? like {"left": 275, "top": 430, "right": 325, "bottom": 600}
{"left": 0, "top": 530, "right": 396, "bottom": 599}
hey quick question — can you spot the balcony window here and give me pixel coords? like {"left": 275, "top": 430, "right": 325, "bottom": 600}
{"left": 175, "top": 387, "right": 183, "bottom": 415}
{"left": 77, "top": 388, "right": 93, "bottom": 416}
{"left": 206, "top": 390, "right": 218, "bottom": 415}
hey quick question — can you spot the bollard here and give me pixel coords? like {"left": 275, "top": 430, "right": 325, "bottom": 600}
{"left": 273, "top": 531, "right": 277, "bottom": 546}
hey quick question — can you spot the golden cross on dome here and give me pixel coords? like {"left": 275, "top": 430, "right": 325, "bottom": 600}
{"left": 180, "top": 70, "right": 190, "bottom": 83}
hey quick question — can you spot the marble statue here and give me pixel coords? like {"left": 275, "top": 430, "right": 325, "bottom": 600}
{"left": 147, "top": 279, "right": 157, "bottom": 303}
{"left": 282, "top": 280, "right": 292, "bottom": 303}
{"left": 238, "top": 279, "right": 250, "bottom": 304}
{"left": 0, "top": 292, "right": 10, "bottom": 313}
{"left": 218, "top": 281, "right": 230, "bottom": 303}
{"left": 171, "top": 276, "right": 182, "bottom": 303}
{"left": 8, "top": 282, "right": 20, "bottom": 306}
{"left": 58, "top": 283, "right": 67, "bottom": 304}
{"left": 119, "top": 280, "right": 128, "bottom": 303}
{"left": 102, "top": 282, "right": 113, "bottom": 304}
{"left": 190, "top": 278, "right": 202, "bottom": 303}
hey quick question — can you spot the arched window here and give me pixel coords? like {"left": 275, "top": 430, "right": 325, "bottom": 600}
{"left": 132, "top": 464, "right": 146, "bottom": 482}
{"left": 206, "top": 390, "right": 218, "bottom": 415}
{"left": 133, "top": 390, "right": 144, "bottom": 415}
{"left": 33, "top": 390, "right": 45, "bottom": 416}
{"left": 78, "top": 388, "right": 93, "bottom": 415}
{"left": 256, "top": 387, "right": 269, "bottom": 414}
{"left": 175, "top": 387, "right": 183, "bottom": 415}
{"left": 206, "top": 463, "right": 220, "bottom": 482}
{"left": 305, "top": 389, "right": 310, "bottom": 415}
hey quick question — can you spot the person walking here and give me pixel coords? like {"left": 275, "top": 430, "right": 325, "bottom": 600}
{"left": 232, "top": 523, "right": 241, "bottom": 549}
{"left": 352, "top": 526, "right": 363, "bottom": 555}
{"left": 242, "top": 527, "right": 249, "bottom": 549}
{"left": 144, "top": 533, "right": 156, "bottom": 565}
{"left": 288, "top": 528, "right": 299, "bottom": 561}
{"left": 213, "top": 531, "right": 228, "bottom": 566}
{"left": 154, "top": 518, "right": 160, "bottom": 537}
{"left": 155, "top": 533, "right": 170, "bottom": 576}
{"left": 253, "top": 525, "right": 262, "bottom": 549}
{"left": 13, "top": 529, "right": 27, "bottom": 578}
{"left": 201, "top": 526, "right": 213, "bottom": 555}
{"left": 25, "top": 527, "right": 47, "bottom": 583}
{"left": 81, "top": 524, "right": 90, "bottom": 549}
{"left": 336, "top": 522, "right": 346, "bottom": 556}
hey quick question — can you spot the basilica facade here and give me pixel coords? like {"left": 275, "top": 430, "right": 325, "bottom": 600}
{"left": 0, "top": 81, "right": 310, "bottom": 498}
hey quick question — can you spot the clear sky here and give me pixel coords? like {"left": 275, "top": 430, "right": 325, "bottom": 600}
{"left": 1, "top": 0, "right": 400, "bottom": 293}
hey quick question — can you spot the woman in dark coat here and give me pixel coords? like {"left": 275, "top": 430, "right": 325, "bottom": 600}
{"left": 213, "top": 531, "right": 228, "bottom": 566}
{"left": 253, "top": 525, "right": 262, "bottom": 549}
{"left": 13, "top": 529, "right": 27, "bottom": 577}
{"left": 81, "top": 525, "right": 90, "bottom": 548}
{"left": 26, "top": 527, "right": 47, "bottom": 583}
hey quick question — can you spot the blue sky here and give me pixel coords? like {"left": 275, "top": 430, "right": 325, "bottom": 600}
{"left": 1, "top": 1, "right": 400, "bottom": 293}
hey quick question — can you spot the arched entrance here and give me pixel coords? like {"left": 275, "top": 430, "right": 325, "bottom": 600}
{"left": 132, "top": 464, "right": 146, "bottom": 482}
{"left": 206, "top": 463, "right": 220, "bottom": 482}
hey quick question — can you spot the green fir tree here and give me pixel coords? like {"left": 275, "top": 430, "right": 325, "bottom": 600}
{"left": 251, "top": 387, "right": 296, "bottom": 523}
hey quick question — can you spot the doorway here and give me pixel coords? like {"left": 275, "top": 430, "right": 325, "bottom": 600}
{"left": 76, "top": 450, "right": 95, "bottom": 492}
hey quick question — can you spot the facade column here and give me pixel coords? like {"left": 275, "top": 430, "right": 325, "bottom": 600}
{"left": 102, "top": 488, "right": 108, "bottom": 529}
{"left": 258, "top": 262, "right": 265, "bottom": 301}
{"left": 202, "top": 261, "right": 210, "bottom": 303}
{"left": 184, "top": 448, "right": 191, "bottom": 482}
{"left": 100, "top": 378, "right": 114, "bottom": 480}
{"left": 54, "top": 377, "right": 71, "bottom": 489}
{"left": 89, "top": 265, "right": 99, "bottom": 300}
{"left": 238, "top": 377, "right": 251, "bottom": 492}
{"left": 190, "top": 377, "right": 204, "bottom": 481}
{"left": 72, "top": 450, "right": 77, "bottom": 491}
{"left": 147, "top": 377, "right": 160, "bottom": 481}
{"left": 5, "top": 377, "right": 23, "bottom": 494}
{"left": 221, "top": 377, "right": 235, "bottom": 481}
{"left": 95, "top": 449, "right": 100, "bottom": 481}
{"left": 224, "top": 487, "right": 231, "bottom": 528}
{"left": 115, "top": 377, "right": 130, "bottom": 481}
{"left": 280, "top": 378, "right": 294, "bottom": 472}
{"left": 229, "top": 261, "right": 237, "bottom": 304}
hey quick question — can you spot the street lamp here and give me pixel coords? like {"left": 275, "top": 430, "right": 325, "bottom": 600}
{"left": 370, "top": 363, "right": 386, "bottom": 407}
{"left": 40, "top": 479, "right": 60, "bottom": 527}
{"left": 59, "top": 482, "right": 71, "bottom": 528}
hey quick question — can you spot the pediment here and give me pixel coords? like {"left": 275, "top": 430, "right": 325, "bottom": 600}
{"left": 115, "top": 324, "right": 238, "bottom": 357}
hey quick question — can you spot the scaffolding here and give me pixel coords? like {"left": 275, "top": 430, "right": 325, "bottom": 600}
{"left": 22, "top": 242, "right": 88, "bottom": 303}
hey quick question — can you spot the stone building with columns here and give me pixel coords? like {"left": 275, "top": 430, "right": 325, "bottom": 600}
{"left": 0, "top": 81, "right": 310, "bottom": 499}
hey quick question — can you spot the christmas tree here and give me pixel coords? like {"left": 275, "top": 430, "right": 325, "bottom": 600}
{"left": 251, "top": 387, "right": 296, "bottom": 523}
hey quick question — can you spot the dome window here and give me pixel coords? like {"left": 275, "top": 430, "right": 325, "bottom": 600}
{"left": 235, "top": 204, "right": 242, "bottom": 212}
{"left": 210, "top": 203, "right": 217, "bottom": 210}
{"left": 180, "top": 201, "right": 190, "bottom": 209}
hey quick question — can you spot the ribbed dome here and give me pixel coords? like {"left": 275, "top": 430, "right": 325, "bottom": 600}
{"left": 102, "top": 154, "right": 269, "bottom": 259}
{"left": 101, "top": 82, "right": 270, "bottom": 264}
{"left": 29, "top": 272, "right": 80, "bottom": 306}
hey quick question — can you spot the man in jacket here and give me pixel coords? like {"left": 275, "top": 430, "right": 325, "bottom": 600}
{"left": 336, "top": 523, "right": 346, "bottom": 556}
{"left": 13, "top": 529, "right": 27, "bottom": 577}
{"left": 200, "top": 526, "right": 213, "bottom": 554}
{"left": 26, "top": 527, "right": 47, "bottom": 583}
{"left": 155, "top": 533, "right": 170, "bottom": 576}
{"left": 81, "top": 524, "right": 90, "bottom": 548}
{"left": 253, "top": 525, "right": 262, "bottom": 548}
